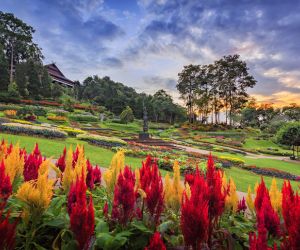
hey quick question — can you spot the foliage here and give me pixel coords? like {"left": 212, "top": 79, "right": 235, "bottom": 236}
{"left": 7, "top": 81, "right": 20, "bottom": 98}
{"left": 120, "top": 106, "right": 134, "bottom": 124}
{"left": 3, "top": 109, "right": 17, "bottom": 118}
{"left": 0, "top": 122, "right": 67, "bottom": 138}
{"left": 69, "top": 114, "right": 98, "bottom": 122}
{"left": 77, "top": 133, "right": 127, "bottom": 148}
{"left": 58, "top": 126, "right": 84, "bottom": 136}
{"left": 47, "top": 115, "right": 67, "bottom": 122}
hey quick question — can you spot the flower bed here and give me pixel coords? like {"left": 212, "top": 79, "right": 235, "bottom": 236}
{"left": 69, "top": 114, "right": 98, "bottom": 122}
{"left": 77, "top": 133, "right": 127, "bottom": 147}
{"left": 0, "top": 141, "right": 299, "bottom": 249}
{"left": 58, "top": 125, "right": 85, "bottom": 136}
{"left": 47, "top": 115, "right": 68, "bottom": 122}
{"left": 0, "top": 122, "right": 67, "bottom": 138}
{"left": 3, "top": 109, "right": 17, "bottom": 118}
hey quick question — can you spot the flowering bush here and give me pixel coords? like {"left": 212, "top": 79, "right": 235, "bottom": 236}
{"left": 47, "top": 115, "right": 67, "bottom": 122}
{"left": 58, "top": 125, "right": 84, "bottom": 136}
{"left": 1, "top": 140, "right": 300, "bottom": 249}
{"left": 77, "top": 133, "right": 127, "bottom": 148}
{"left": 3, "top": 110, "right": 17, "bottom": 118}
{"left": 0, "top": 123, "right": 67, "bottom": 138}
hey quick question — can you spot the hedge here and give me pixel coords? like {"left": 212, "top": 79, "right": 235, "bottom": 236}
{"left": 69, "top": 114, "right": 98, "bottom": 122}
{"left": 77, "top": 133, "right": 127, "bottom": 147}
{"left": 0, "top": 123, "right": 67, "bottom": 138}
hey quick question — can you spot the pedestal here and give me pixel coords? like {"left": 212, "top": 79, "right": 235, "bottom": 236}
{"left": 139, "top": 132, "right": 150, "bottom": 140}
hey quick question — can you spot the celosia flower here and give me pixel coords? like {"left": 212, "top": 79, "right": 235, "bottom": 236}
{"left": 282, "top": 180, "right": 294, "bottom": 231}
{"left": 145, "top": 232, "right": 166, "bottom": 250}
{"left": 73, "top": 146, "right": 87, "bottom": 181}
{"left": 0, "top": 161, "right": 12, "bottom": 201}
{"left": 225, "top": 177, "right": 239, "bottom": 213}
{"left": 254, "top": 178, "right": 269, "bottom": 212}
{"left": 62, "top": 147, "right": 75, "bottom": 191}
{"left": 0, "top": 209, "right": 17, "bottom": 250}
{"left": 111, "top": 166, "right": 136, "bottom": 225}
{"left": 86, "top": 159, "right": 101, "bottom": 189}
{"left": 16, "top": 162, "right": 54, "bottom": 214}
{"left": 140, "top": 157, "right": 164, "bottom": 225}
{"left": 103, "top": 202, "right": 108, "bottom": 217}
{"left": 246, "top": 185, "right": 255, "bottom": 212}
{"left": 257, "top": 188, "right": 281, "bottom": 238}
{"left": 269, "top": 178, "right": 282, "bottom": 213}
{"left": 23, "top": 144, "right": 43, "bottom": 181}
{"left": 249, "top": 223, "right": 276, "bottom": 250}
{"left": 4, "top": 143, "right": 24, "bottom": 183}
{"left": 56, "top": 147, "right": 66, "bottom": 172}
{"left": 181, "top": 172, "right": 209, "bottom": 249}
{"left": 184, "top": 173, "right": 195, "bottom": 186}
{"left": 68, "top": 175, "right": 94, "bottom": 250}
{"left": 104, "top": 150, "right": 125, "bottom": 193}
{"left": 237, "top": 197, "right": 247, "bottom": 214}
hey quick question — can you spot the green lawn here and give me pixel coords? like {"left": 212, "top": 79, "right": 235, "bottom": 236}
{"left": 243, "top": 137, "right": 290, "bottom": 153}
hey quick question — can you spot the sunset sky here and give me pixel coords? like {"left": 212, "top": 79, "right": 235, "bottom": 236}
{"left": 1, "top": 0, "right": 300, "bottom": 106}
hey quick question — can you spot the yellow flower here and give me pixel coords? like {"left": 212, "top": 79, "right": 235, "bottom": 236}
{"left": 185, "top": 183, "right": 191, "bottom": 199}
{"left": 73, "top": 145, "right": 87, "bottom": 180}
{"left": 62, "top": 147, "right": 75, "bottom": 191}
{"left": 269, "top": 178, "right": 282, "bottom": 213}
{"left": 163, "top": 161, "right": 183, "bottom": 211}
{"left": 0, "top": 140, "right": 8, "bottom": 162}
{"left": 138, "top": 188, "right": 147, "bottom": 199}
{"left": 246, "top": 185, "right": 255, "bottom": 212}
{"left": 135, "top": 168, "right": 140, "bottom": 190}
{"left": 4, "top": 143, "right": 24, "bottom": 183}
{"left": 104, "top": 150, "right": 125, "bottom": 193}
{"left": 225, "top": 178, "right": 239, "bottom": 212}
{"left": 16, "top": 162, "right": 54, "bottom": 214}
{"left": 254, "top": 182, "right": 259, "bottom": 193}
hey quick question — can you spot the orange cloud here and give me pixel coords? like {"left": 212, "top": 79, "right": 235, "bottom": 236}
{"left": 252, "top": 91, "right": 300, "bottom": 107}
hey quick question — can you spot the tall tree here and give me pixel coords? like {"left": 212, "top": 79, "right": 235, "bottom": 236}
{"left": 0, "top": 11, "right": 43, "bottom": 82}
{"left": 0, "top": 43, "right": 9, "bottom": 91}
{"left": 177, "top": 64, "right": 201, "bottom": 123}
{"left": 215, "top": 55, "right": 256, "bottom": 125}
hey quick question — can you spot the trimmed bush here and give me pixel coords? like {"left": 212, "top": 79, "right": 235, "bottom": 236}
{"left": 47, "top": 115, "right": 68, "bottom": 122}
{"left": 69, "top": 114, "right": 98, "bottom": 122}
{"left": 58, "top": 126, "right": 85, "bottom": 136}
{"left": 0, "top": 122, "right": 67, "bottom": 138}
{"left": 77, "top": 133, "right": 127, "bottom": 147}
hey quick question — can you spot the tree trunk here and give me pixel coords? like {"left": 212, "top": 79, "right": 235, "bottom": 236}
{"left": 10, "top": 43, "right": 14, "bottom": 83}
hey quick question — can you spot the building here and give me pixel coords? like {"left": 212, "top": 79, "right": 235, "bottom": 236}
{"left": 45, "top": 63, "right": 74, "bottom": 88}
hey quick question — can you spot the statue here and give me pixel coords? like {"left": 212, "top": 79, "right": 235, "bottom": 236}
{"left": 139, "top": 99, "right": 150, "bottom": 140}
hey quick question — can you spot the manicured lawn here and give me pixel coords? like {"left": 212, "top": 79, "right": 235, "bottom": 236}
{"left": 224, "top": 167, "right": 299, "bottom": 192}
{"left": 243, "top": 137, "right": 290, "bottom": 153}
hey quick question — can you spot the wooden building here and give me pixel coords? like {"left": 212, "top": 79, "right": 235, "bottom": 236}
{"left": 45, "top": 63, "right": 74, "bottom": 88}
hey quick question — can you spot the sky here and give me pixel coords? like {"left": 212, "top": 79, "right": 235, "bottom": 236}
{"left": 1, "top": 0, "right": 300, "bottom": 106}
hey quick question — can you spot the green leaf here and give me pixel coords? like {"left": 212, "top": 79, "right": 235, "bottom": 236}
{"left": 95, "top": 219, "right": 109, "bottom": 233}
{"left": 158, "top": 220, "right": 174, "bottom": 233}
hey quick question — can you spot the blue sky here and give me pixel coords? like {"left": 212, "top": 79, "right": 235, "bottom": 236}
{"left": 1, "top": 0, "right": 300, "bottom": 105}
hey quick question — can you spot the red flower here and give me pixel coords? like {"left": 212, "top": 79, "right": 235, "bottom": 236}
{"left": 140, "top": 157, "right": 164, "bottom": 225}
{"left": 237, "top": 197, "right": 247, "bottom": 214}
{"left": 56, "top": 147, "right": 66, "bottom": 172}
{"left": 181, "top": 172, "right": 209, "bottom": 249}
{"left": 249, "top": 227, "right": 276, "bottom": 250}
{"left": 68, "top": 176, "right": 94, "bottom": 250}
{"left": 103, "top": 202, "right": 108, "bottom": 217}
{"left": 72, "top": 147, "right": 80, "bottom": 168}
{"left": 0, "top": 208, "right": 17, "bottom": 250}
{"left": 184, "top": 173, "right": 195, "bottom": 186}
{"left": 86, "top": 160, "right": 101, "bottom": 190}
{"left": 144, "top": 232, "right": 166, "bottom": 250}
{"left": 254, "top": 178, "right": 269, "bottom": 212}
{"left": 23, "top": 144, "right": 43, "bottom": 181}
{"left": 111, "top": 166, "right": 136, "bottom": 225}
{"left": 282, "top": 181, "right": 294, "bottom": 231}
{"left": 0, "top": 161, "right": 12, "bottom": 201}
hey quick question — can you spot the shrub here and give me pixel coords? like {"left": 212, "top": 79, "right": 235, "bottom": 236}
{"left": 0, "top": 123, "right": 67, "bottom": 138}
{"left": 4, "top": 110, "right": 17, "bottom": 118}
{"left": 63, "top": 98, "right": 74, "bottom": 112}
{"left": 58, "top": 126, "right": 84, "bottom": 136}
{"left": 69, "top": 114, "right": 98, "bottom": 122}
{"left": 33, "top": 107, "right": 47, "bottom": 117}
{"left": 0, "top": 104, "right": 21, "bottom": 111}
{"left": 47, "top": 116, "right": 67, "bottom": 122}
{"left": 48, "top": 109, "right": 68, "bottom": 117}
{"left": 120, "top": 106, "right": 134, "bottom": 124}
{"left": 77, "top": 133, "right": 127, "bottom": 147}
{"left": 16, "top": 106, "right": 34, "bottom": 118}
{"left": 218, "top": 156, "right": 245, "bottom": 166}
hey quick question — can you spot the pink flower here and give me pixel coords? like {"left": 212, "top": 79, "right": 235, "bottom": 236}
{"left": 144, "top": 232, "right": 166, "bottom": 250}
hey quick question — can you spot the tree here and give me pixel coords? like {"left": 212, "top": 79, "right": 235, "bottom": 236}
{"left": 0, "top": 43, "right": 9, "bottom": 91}
{"left": 177, "top": 64, "right": 201, "bottom": 123}
{"left": 277, "top": 122, "right": 300, "bottom": 159}
{"left": 7, "top": 81, "right": 20, "bottom": 98}
{"left": 120, "top": 106, "right": 134, "bottom": 124}
{"left": 0, "top": 11, "right": 43, "bottom": 82}
{"left": 282, "top": 103, "right": 300, "bottom": 121}
{"left": 215, "top": 55, "right": 256, "bottom": 125}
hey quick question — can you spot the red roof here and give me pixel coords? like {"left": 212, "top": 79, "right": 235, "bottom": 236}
{"left": 45, "top": 63, "right": 74, "bottom": 87}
